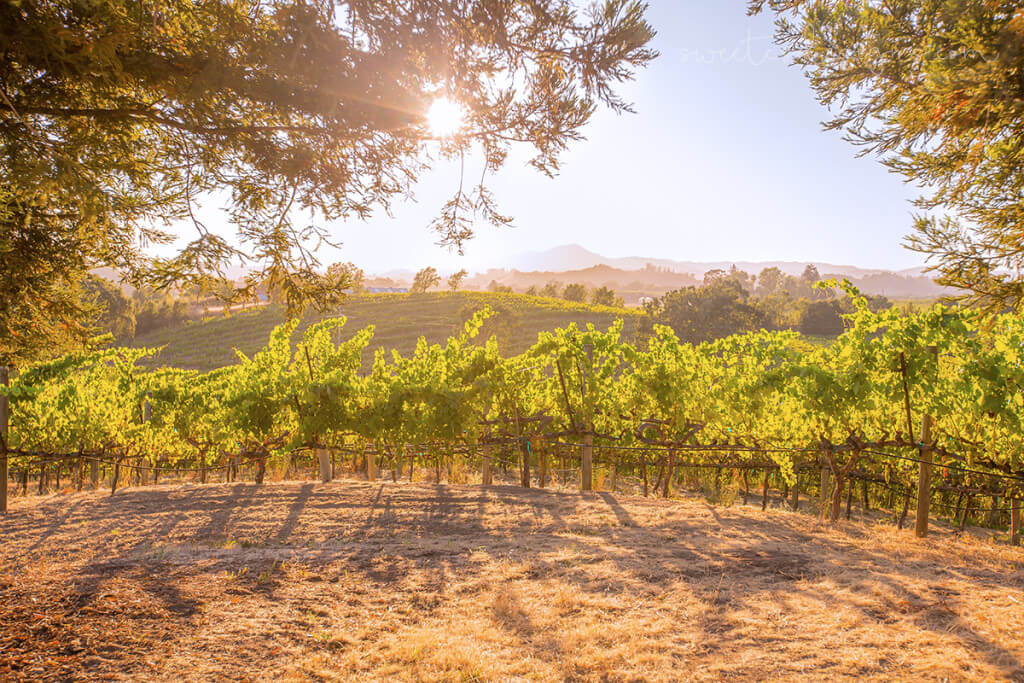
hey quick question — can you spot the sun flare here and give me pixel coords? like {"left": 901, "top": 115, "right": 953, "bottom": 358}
{"left": 427, "top": 97, "right": 466, "bottom": 137}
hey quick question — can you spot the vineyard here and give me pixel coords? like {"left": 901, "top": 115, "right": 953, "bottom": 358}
{"left": 127, "top": 291, "right": 643, "bottom": 372}
{"left": 3, "top": 290, "right": 1024, "bottom": 680}
{"left": 1, "top": 286, "right": 1022, "bottom": 541}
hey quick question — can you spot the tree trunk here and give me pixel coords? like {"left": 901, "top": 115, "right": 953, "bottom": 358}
{"left": 1011, "top": 498, "right": 1021, "bottom": 546}
{"left": 519, "top": 441, "right": 531, "bottom": 489}
{"left": 653, "top": 456, "right": 665, "bottom": 495}
{"left": 641, "top": 455, "right": 649, "bottom": 497}
{"left": 958, "top": 496, "right": 973, "bottom": 531}
{"left": 662, "top": 451, "right": 675, "bottom": 498}
{"left": 111, "top": 456, "right": 122, "bottom": 495}
{"left": 761, "top": 468, "right": 770, "bottom": 511}
{"left": 898, "top": 487, "right": 911, "bottom": 529}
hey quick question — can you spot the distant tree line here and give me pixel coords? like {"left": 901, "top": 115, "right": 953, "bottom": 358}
{"left": 640, "top": 265, "right": 891, "bottom": 344}
{"left": 515, "top": 280, "right": 624, "bottom": 308}
{"left": 82, "top": 276, "right": 193, "bottom": 341}
{"left": 85, "top": 260, "right": 368, "bottom": 342}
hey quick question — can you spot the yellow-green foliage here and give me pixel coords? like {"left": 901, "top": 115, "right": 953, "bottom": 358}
{"left": 130, "top": 291, "right": 641, "bottom": 371}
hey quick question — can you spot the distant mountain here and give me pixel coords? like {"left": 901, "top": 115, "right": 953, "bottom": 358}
{"left": 509, "top": 244, "right": 907, "bottom": 280}
{"left": 485, "top": 244, "right": 952, "bottom": 301}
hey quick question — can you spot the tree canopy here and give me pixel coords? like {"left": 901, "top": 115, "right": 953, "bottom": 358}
{"left": 411, "top": 267, "right": 441, "bottom": 293}
{"left": 0, "top": 0, "right": 656, "bottom": 365}
{"left": 751, "top": 0, "right": 1024, "bottom": 311}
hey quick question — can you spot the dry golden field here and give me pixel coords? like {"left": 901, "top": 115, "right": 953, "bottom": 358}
{"left": 1, "top": 478, "right": 1022, "bottom": 681}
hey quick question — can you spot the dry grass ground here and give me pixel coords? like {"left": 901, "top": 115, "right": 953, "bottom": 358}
{"left": 1, "top": 478, "right": 1022, "bottom": 682}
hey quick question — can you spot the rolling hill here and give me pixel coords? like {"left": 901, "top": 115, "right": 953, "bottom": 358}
{"left": 126, "top": 291, "right": 642, "bottom": 372}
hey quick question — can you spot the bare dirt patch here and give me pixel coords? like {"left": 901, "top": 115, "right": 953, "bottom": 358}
{"left": 1, "top": 479, "right": 1022, "bottom": 681}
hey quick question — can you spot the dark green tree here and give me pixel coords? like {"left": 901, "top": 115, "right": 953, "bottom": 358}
{"left": 591, "top": 285, "right": 623, "bottom": 307}
{"left": 561, "top": 282, "right": 588, "bottom": 302}
{"left": 755, "top": 289, "right": 798, "bottom": 330}
{"left": 756, "top": 266, "right": 786, "bottom": 296}
{"left": 327, "top": 262, "right": 365, "bottom": 294}
{"left": 798, "top": 299, "right": 845, "bottom": 337}
{"left": 540, "top": 281, "right": 561, "bottom": 298}
{"left": 82, "top": 275, "right": 136, "bottom": 339}
{"left": 0, "top": 0, "right": 656, "bottom": 364}
{"left": 800, "top": 264, "right": 820, "bottom": 284}
{"left": 411, "top": 267, "right": 441, "bottom": 294}
{"left": 650, "top": 279, "right": 767, "bottom": 344}
{"left": 447, "top": 269, "right": 468, "bottom": 292}
{"left": 487, "top": 280, "right": 513, "bottom": 294}
{"left": 752, "top": 0, "right": 1024, "bottom": 311}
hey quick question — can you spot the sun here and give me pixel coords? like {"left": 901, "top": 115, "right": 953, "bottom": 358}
{"left": 426, "top": 97, "right": 466, "bottom": 137}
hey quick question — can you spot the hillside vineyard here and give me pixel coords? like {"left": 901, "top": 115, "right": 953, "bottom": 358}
{"left": 3, "top": 295, "right": 1023, "bottom": 537}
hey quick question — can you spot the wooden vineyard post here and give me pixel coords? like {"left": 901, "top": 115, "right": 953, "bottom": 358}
{"left": 914, "top": 345, "right": 938, "bottom": 538}
{"left": 641, "top": 454, "right": 649, "bottom": 497}
{"left": 790, "top": 468, "right": 800, "bottom": 511}
{"left": 317, "top": 447, "right": 331, "bottom": 483}
{"left": 581, "top": 432, "right": 593, "bottom": 492}
{"left": 538, "top": 443, "right": 548, "bottom": 489}
{"left": 481, "top": 445, "right": 492, "bottom": 486}
{"left": 513, "top": 405, "right": 530, "bottom": 489}
{"left": 1, "top": 365, "right": 8, "bottom": 514}
{"left": 90, "top": 457, "right": 100, "bottom": 489}
{"left": 140, "top": 396, "right": 151, "bottom": 486}
{"left": 1011, "top": 497, "right": 1021, "bottom": 546}
{"left": 819, "top": 460, "right": 831, "bottom": 518}
{"left": 913, "top": 413, "right": 934, "bottom": 538}
{"left": 761, "top": 467, "right": 770, "bottom": 511}
{"left": 608, "top": 453, "right": 618, "bottom": 492}
{"left": 580, "top": 343, "right": 593, "bottom": 492}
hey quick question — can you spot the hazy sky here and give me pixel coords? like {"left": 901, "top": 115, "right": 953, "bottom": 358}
{"left": 188, "top": 2, "right": 925, "bottom": 275}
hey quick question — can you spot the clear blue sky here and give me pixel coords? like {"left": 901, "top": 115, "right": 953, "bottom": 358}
{"left": 191, "top": 2, "right": 925, "bottom": 275}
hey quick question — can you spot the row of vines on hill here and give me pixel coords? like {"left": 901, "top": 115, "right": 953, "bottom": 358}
{"left": 2, "top": 286, "right": 1023, "bottom": 527}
